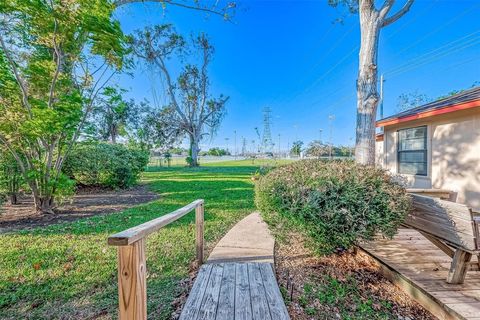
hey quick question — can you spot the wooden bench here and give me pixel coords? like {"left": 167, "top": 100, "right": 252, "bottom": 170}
{"left": 404, "top": 194, "right": 480, "bottom": 284}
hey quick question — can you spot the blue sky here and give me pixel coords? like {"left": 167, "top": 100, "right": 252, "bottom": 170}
{"left": 113, "top": 0, "right": 480, "bottom": 151}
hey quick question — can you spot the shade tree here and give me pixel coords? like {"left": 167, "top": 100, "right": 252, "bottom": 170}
{"left": 0, "top": 0, "right": 127, "bottom": 213}
{"left": 130, "top": 25, "right": 228, "bottom": 167}
{"left": 330, "top": 0, "right": 414, "bottom": 165}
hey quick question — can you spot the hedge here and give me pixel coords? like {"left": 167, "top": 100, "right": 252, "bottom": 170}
{"left": 63, "top": 142, "right": 149, "bottom": 189}
{"left": 255, "top": 160, "right": 411, "bottom": 254}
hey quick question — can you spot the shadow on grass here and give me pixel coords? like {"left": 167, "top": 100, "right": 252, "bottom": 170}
{"left": 0, "top": 164, "right": 259, "bottom": 319}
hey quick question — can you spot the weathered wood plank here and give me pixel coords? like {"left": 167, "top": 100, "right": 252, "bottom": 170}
{"left": 109, "top": 200, "right": 204, "bottom": 246}
{"left": 179, "top": 264, "right": 213, "bottom": 320}
{"left": 447, "top": 250, "right": 472, "bottom": 284}
{"left": 419, "top": 231, "right": 455, "bottom": 258}
{"left": 196, "top": 202, "right": 204, "bottom": 265}
{"left": 248, "top": 263, "right": 272, "bottom": 320}
{"left": 259, "top": 263, "right": 290, "bottom": 320}
{"left": 361, "top": 228, "right": 480, "bottom": 320}
{"left": 117, "top": 239, "right": 147, "bottom": 320}
{"left": 216, "top": 263, "right": 236, "bottom": 320}
{"left": 235, "top": 263, "right": 253, "bottom": 320}
{"left": 197, "top": 264, "right": 224, "bottom": 320}
{"left": 406, "top": 194, "right": 477, "bottom": 251}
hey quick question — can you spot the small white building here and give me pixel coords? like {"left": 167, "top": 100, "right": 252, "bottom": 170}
{"left": 376, "top": 87, "right": 480, "bottom": 211}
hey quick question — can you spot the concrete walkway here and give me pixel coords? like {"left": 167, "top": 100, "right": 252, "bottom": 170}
{"left": 207, "top": 212, "right": 275, "bottom": 264}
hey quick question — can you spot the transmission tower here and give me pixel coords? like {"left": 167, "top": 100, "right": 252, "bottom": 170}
{"left": 261, "top": 107, "right": 274, "bottom": 153}
{"left": 241, "top": 137, "right": 247, "bottom": 155}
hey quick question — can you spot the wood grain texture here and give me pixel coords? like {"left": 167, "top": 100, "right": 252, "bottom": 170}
{"left": 117, "top": 239, "right": 146, "bottom": 320}
{"left": 108, "top": 200, "right": 204, "bottom": 246}
{"left": 248, "top": 263, "right": 272, "bottom": 320}
{"left": 447, "top": 250, "right": 472, "bottom": 284}
{"left": 362, "top": 228, "right": 480, "bottom": 320}
{"left": 180, "top": 264, "right": 213, "bottom": 320}
{"left": 196, "top": 203, "right": 204, "bottom": 265}
{"left": 406, "top": 194, "right": 477, "bottom": 251}
{"left": 215, "top": 263, "right": 236, "bottom": 319}
{"left": 179, "top": 262, "right": 289, "bottom": 320}
{"left": 259, "top": 263, "right": 289, "bottom": 320}
{"left": 234, "top": 263, "right": 253, "bottom": 320}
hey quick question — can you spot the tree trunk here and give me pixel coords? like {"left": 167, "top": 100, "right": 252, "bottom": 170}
{"left": 355, "top": 3, "right": 381, "bottom": 166}
{"left": 189, "top": 134, "right": 200, "bottom": 167}
{"left": 33, "top": 191, "right": 55, "bottom": 214}
{"left": 8, "top": 194, "right": 18, "bottom": 205}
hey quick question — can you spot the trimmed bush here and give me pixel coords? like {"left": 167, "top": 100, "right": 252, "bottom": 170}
{"left": 63, "top": 142, "right": 149, "bottom": 189}
{"left": 255, "top": 160, "right": 411, "bottom": 254}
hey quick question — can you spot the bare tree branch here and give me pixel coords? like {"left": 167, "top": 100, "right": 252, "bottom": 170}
{"left": 0, "top": 33, "right": 32, "bottom": 115}
{"left": 381, "top": 0, "right": 414, "bottom": 27}
{"left": 113, "top": 0, "right": 233, "bottom": 20}
{"left": 378, "top": 0, "right": 395, "bottom": 21}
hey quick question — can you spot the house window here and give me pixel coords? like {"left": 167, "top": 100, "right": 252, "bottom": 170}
{"left": 397, "top": 126, "right": 427, "bottom": 176}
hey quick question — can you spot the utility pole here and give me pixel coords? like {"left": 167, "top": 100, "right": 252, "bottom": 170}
{"left": 278, "top": 134, "right": 281, "bottom": 157}
{"left": 379, "top": 74, "right": 385, "bottom": 132}
{"left": 241, "top": 137, "right": 247, "bottom": 156}
{"left": 225, "top": 137, "right": 229, "bottom": 154}
{"left": 328, "top": 115, "right": 335, "bottom": 159}
{"left": 234, "top": 130, "right": 237, "bottom": 160}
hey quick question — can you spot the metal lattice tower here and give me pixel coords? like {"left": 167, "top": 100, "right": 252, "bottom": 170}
{"left": 261, "top": 107, "right": 274, "bottom": 153}
{"left": 241, "top": 137, "right": 247, "bottom": 155}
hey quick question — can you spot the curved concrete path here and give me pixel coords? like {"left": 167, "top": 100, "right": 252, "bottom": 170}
{"left": 207, "top": 212, "right": 274, "bottom": 264}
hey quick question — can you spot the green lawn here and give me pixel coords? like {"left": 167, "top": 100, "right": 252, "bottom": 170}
{"left": 0, "top": 160, "right": 286, "bottom": 319}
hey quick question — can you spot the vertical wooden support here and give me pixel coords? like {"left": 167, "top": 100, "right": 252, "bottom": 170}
{"left": 196, "top": 201, "right": 204, "bottom": 265}
{"left": 118, "top": 239, "right": 147, "bottom": 320}
{"left": 447, "top": 249, "right": 472, "bottom": 284}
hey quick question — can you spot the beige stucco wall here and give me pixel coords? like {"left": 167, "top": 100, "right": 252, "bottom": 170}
{"left": 377, "top": 108, "right": 480, "bottom": 211}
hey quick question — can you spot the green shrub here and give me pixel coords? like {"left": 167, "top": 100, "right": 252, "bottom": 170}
{"left": 255, "top": 160, "right": 411, "bottom": 254}
{"left": 63, "top": 142, "right": 149, "bottom": 189}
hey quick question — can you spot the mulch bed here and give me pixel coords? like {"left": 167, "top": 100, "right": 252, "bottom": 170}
{"left": 274, "top": 232, "right": 436, "bottom": 320}
{"left": 0, "top": 184, "right": 159, "bottom": 233}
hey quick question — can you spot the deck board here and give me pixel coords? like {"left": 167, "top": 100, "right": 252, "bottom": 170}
{"left": 179, "top": 262, "right": 289, "bottom": 320}
{"left": 361, "top": 228, "right": 480, "bottom": 320}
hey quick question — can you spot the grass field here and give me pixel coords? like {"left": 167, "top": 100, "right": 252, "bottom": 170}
{"left": 0, "top": 160, "right": 287, "bottom": 319}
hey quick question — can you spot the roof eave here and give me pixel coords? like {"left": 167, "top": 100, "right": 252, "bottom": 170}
{"left": 376, "top": 99, "right": 480, "bottom": 128}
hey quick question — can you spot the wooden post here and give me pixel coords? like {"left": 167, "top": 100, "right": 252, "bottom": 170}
{"left": 447, "top": 249, "right": 472, "bottom": 284}
{"left": 195, "top": 201, "right": 204, "bottom": 265}
{"left": 117, "top": 239, "right": 147, "bottom": 320}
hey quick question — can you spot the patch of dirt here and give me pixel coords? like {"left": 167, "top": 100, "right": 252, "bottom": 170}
{"left": 275, "top": 232, "right": 436, "bottom": 320}
{"left": 0, "top": 184, "right": 159, "bottom": 233}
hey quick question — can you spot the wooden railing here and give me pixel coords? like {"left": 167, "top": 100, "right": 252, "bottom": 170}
{"left": 108, "top": 199, "right": 205, "bottom": 320}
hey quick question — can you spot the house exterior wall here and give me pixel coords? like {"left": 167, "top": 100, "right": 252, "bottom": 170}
{"left": 376, "top": 108, "right": 480, "bottom": 211}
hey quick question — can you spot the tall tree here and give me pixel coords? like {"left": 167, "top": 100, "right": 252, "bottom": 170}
{"left": 131, "top": 25, "right": 228, "bottom": 167}
{"left": 0, "top": 0, "right": 126, "bottom": 213}
{"left": 331, "top": 0, "right": 414, "bottom": 165}
{"left": 90, "top": 86, "right": 137, "bottom": 144}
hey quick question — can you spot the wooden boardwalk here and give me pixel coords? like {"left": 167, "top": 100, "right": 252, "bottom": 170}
{"left": 179, "top": 262, "right": 290, "bottom": 320}
{"left": 361, "top": 228, "right": 480, "bottom": 320}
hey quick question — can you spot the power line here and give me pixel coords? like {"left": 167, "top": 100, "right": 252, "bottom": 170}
{"left": 392, "top": 3, "right": 480, "bottom": 58}
{"left": 385, "top": 36, "right": 480, "bottom": 78}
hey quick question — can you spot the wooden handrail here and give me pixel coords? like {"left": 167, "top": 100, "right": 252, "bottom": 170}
{"left": 108, "top": 199, "right": 205, "bottom": 320}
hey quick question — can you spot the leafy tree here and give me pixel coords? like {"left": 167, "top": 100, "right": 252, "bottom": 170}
{"left": 396, "top": 90, "right": 429, "bottom": 112}
{"left": 130, "top": 25, "right": 228, "bottom": 167}
{"left": 290, "top": 140, "right": 304, "bottom": 156}
{"left": 206, "top": 147, "right": 230, "bottom": 156}
{"left": 0, "top": 0, "right": 127, "bottom": 213}
{"left": 89, "top": 86, "right": 137, "bottom": 144}
{"left": 331, "top": 0, "right": 414, "bottom": 165}
{"left": 306, "top": 140, "right": 329, "bottom": 158}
